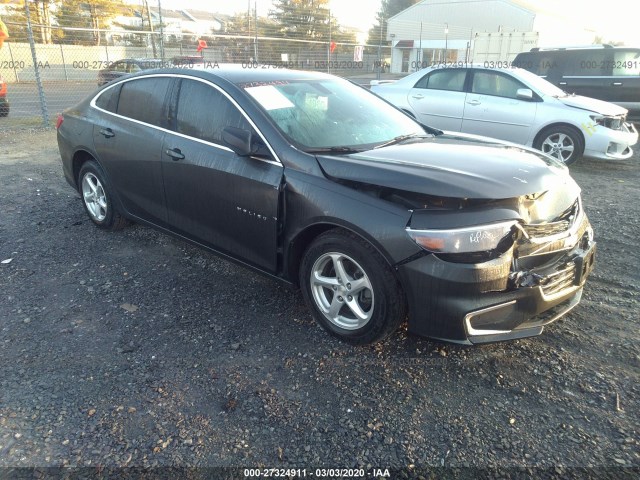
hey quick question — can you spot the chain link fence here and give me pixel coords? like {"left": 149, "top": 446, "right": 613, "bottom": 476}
{"left": 0, "top": 22, "right": 394, "bottom": 130}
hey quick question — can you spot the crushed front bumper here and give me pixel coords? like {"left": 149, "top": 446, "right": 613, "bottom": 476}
{"left": 398, "top": 216, "right": 596, "bottom": 344}
{"left": 584, "top": 121, "right": 638, "bottom": 160}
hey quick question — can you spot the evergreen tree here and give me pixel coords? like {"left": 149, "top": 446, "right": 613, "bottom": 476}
{"left": 367, "top": 0, "right": 421, "bottom": 45}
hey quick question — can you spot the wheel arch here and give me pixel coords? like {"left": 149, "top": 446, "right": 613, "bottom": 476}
{"left": 72, "top": 149, "right": 129, "bottom": 218}
{"left": 71, "top": 149, "right": 97, "bottom": 189}
{"left": 285, "top": 222, "right": 398, "bottom": 287}
{"left": 533, "top": 122, "right": 586, "bottom": 154}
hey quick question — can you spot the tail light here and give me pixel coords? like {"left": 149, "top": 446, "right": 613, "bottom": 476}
{"left": 56, "top": 114, "right": 64, "bottom": 129}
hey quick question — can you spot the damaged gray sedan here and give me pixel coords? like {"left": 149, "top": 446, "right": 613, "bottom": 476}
{"left": 57, "top": 67, "right": 596, "bottom": 345}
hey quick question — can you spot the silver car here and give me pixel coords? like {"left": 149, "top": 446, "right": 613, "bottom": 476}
{"left": 371, "top": 65, "right": 638, "bottom": 165}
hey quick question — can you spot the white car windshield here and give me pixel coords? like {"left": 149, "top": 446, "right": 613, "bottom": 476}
{"left": 243, "top": 78, "right": 426, "bottom": 150}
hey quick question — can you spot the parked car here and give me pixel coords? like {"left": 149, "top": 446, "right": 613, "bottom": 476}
{"left": 97, "top": 58, "right": 166, "bottom": 85}
{"left": 371, "top": 65, "right": 638, "bottom": 165}
{"left": 0, "top": 73, "right": 9, "bottom": 117}
{"left": 513, "top": 45, "right": 640, "bottom": 121}
{"left": 170, "top": 55, "right": 207, "bottom": 67}
{"left": 57, "top": 67, "right": 596, "bottom": 345}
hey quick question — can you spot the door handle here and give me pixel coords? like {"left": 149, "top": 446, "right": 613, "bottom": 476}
{"left": 466, "top": 100, "right": 481, "bottom": 106}
{"left": 99, "top": 128, "right": 114, "bottom": 138}
{"left": 165, "top": 148, "right": 185, "bottom": 161}
{"left": 612, "top": 82, "right": 623, "bottom": 86}
{"left": 559, "top": 81, "right": 567, "bottom": 86}
{"left": 411, "top": 94, "right": 424, "bottom": 99}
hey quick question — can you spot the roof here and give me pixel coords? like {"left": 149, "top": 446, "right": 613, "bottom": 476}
{"left": 388, "top": 0, "right": 536, "bottom": 22}
{"left": 137, "top": 65, "right": 337, "bottom": 86}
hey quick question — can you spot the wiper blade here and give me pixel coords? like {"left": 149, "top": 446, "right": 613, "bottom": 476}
{"left": 422, "top": 124, "right": 444, "bottom": 136}
{"left": 373, "top": 133, "right": 432, "bottom": 149}
{"left": 304, "top": 146, "right": 365, "bottom": 154}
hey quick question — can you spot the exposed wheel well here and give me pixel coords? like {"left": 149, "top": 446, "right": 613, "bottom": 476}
{"left": 533, "top": 123, "right": 585, "bottom": 153}
{"left": 72, "top": 150, "right": 95, "bottom": 189}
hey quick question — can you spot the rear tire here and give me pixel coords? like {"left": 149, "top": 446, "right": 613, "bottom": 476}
{"left": 78, "top": 160, "right": 129, "bottom": 231}
{"left": 299, "top": 230, "right": 406, "bottom": 345}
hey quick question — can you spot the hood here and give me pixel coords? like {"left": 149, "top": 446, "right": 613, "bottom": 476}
{"left": 316, "top": 133, "right": 576, "bottom": 199}
{"left": 557, "top": 95, "right": 628, "bottom": 116}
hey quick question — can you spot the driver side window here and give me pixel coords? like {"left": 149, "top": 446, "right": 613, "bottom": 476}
{"left": 471, "top": 71, "right": 524, "bottom": 99}
{"left": 175, "top": 79, "right": 253, "bottom": 145}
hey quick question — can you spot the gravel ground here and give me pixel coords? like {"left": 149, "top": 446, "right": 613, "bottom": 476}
{"left": 0, "top": 128, "right": 638, "bottom": 477}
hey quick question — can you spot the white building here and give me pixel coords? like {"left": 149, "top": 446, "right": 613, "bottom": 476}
{"left": 386, "top": 0, "right": 595, "bottom": 73}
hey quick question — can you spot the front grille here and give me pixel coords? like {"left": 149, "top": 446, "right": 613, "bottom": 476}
{"left": 510, "top": 196, "right": 590, "bottom": 294}
{"left": 540, "top": 263, "right": 576, "bottom": 296}
{"left": 524, "top": 220, "right": 570, "bottom": 238}
{"left": 523, "top": 199, "right": 579, "bottom": 240}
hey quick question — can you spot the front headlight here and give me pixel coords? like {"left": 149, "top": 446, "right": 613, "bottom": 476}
{"left": 406, "top": 221, "right": 517, "bottom": 254}
{"left": 589, "top": 114, "right": 622, "bottom": 130}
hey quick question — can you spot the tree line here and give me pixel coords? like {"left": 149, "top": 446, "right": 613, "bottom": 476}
{"left": 0, "top": 0, "right": 361, "bottom": 48}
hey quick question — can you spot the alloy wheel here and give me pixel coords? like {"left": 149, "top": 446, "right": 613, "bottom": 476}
{"left": 310, "top": 252, "right": 374, "bottom": 330}
{"left": 82, "top": 172, "right": 107, "bottom": 222}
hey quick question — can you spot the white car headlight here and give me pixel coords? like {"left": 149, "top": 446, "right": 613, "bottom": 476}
{"left": 406, "top": 221, "right": 517, "bottom": 254}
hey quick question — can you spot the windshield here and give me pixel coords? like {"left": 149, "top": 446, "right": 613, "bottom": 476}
{"left": 514, "top": 68, "right": 568, "bottom": 97}
{"left": 242, "top": 77, "right": 425, "bottom": 150}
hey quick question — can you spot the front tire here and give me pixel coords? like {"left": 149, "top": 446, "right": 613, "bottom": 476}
{"left": 78, "top": 160, "right": 128, "bottom": 230}
{"left": 299, "top": 230, "right": 406, "bottom": 345}
{"left": 534, "top": 125, "right": 584, "bottom": 165}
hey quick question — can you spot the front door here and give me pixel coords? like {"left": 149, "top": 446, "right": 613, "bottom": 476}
{"left": 461, "top": 70, "right": 537, "bottom": 145}
{"left": 161, "top": 78, "right": 282, "bottom": 272}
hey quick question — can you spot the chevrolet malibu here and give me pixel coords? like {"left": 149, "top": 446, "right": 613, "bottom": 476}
{"left": 57, "top": 67, "right": 596, "bottom": 345}
{"left": 371, "top": 65, "right": 637, "bottom": 165}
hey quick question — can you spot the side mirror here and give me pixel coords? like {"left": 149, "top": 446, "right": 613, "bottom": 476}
{"left": 222, "top": 127, "right": 255, "bottom": 156}
{"left": 516, "top": 88, "right": 534, "bottom": 101}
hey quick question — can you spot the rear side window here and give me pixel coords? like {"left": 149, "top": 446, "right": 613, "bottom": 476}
{"left": 414, "top": 69, "right": 466, "bottom": 92}
{"left": 117, "top": 77, "right": 171, "bottom": 127}
{"left": 94, "top": 84, "right": 121, "bottom": 113}
{"left": 613, "top": 50, "right": 640, "bottom": 76}
{"left": 175, "top": 79, "right": 252, "bottom": 144}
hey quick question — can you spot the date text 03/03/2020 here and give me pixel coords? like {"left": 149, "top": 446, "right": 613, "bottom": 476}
{"left": 243, "top": 468, "right": 391, "bottom": 477}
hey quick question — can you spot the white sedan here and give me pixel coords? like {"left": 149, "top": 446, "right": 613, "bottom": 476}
{"left": 371, "top": 65, "right": 638, "bottom": 165}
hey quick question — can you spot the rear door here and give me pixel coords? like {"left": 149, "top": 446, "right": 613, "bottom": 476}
{"left": 461, "top": 69, "right": 537, "bottom": 145}
{"left": 558, "top": 50, "right": 608, "bottom": 98}
{"left": 608, "top": 49, "right": 640, "bottom": 114}
{"left": 92, "top": 76, "right": 172, "bottom": 226}
{"left": 161, "top": 77, "right": 282, "bottom": 271}
{"left": 407, "top": 68, "right": 468, "bottom": 131}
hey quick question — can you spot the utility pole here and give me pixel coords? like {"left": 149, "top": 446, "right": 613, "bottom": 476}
{"left": 254, "top": 1, "right": 258, "bottom": 63}
{"left": 143, "top": 0, "right": 157, "bottom": 57}
{"left": 377, "top": 20, "right": 382, "bottom": 80}
{"left": 158, "top": 0, "right": 165, "bottom": 61}
{"left": 418, "top": 21, "right": 423, "bottom": 70}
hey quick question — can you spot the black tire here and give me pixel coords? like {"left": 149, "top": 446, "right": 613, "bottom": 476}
{"left": 78, "top": 160, "right": 129, "bottom": 231}
{"left": 533, "top": 125, "right": 584, "bottom": 166}
{"left": 0, "top": 102, "right": 9, "bottom": 117}
{"left": 299, "top": 230, "right": 406, "bottom": 345}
